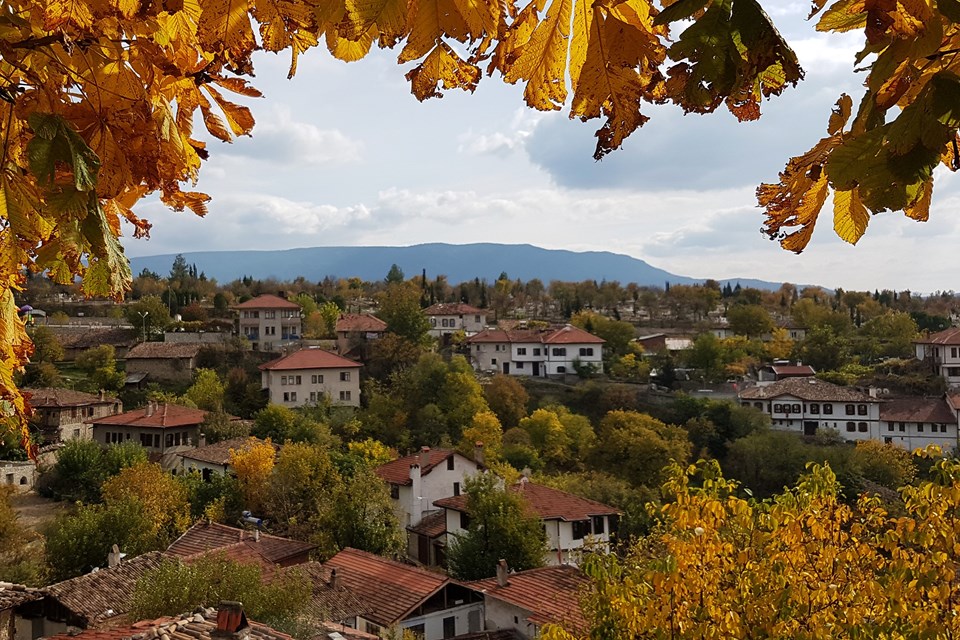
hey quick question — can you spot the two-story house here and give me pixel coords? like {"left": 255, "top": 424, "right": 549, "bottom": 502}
{"left": 738, "top": 378, "right": 882, "bottom": 440}
{"left": 880, "top": 396, "right": 957, "bottom": 452}
{"left": 435, "top": 476, "right": 620, "bottom": 567}
{"left": 914, "top": 327, "right": 960, "bottom": 385}
{"left": 423, "top": 303, "right": 486, "bottom": 338}
{"left": 233, "top": 294, "right": 302, "bottom": 352}
{"left": 259, "top": 348, "right": 362, "bottom": 408}
{"left": 124, "top": 342, "right": 203, "bottom": 384}
{"left": 467, "top": 325, "right": 605, "bottom": 376}
{"left": 335, "top": 314, "right": 387, "bottom": 356}
{"left": 25, "top": 388, "right": 122, "bottom": 442}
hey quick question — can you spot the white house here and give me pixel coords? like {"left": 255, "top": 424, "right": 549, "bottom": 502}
{"left": 435, "top": 476, "right": 620, "bottom": 567}
{"left": 466, "top": 325, "right": 605, "bottom": 376}
{"left": 423, "top": 303, "right": 487, "bottom": 338}
{"left": 232, "top": 294, "right": 302, "bottom": 352}
{"left": 259, "top": 348, "right": 362, "bottom": 408}
{"left": 178, "top": 436, "right": 273, "bottom": 480}
{"left": 914, "top": 327, "right": 960, "bottom": 386}
{"left": 738, "top": 378, "right": 882, "bottom": 440}
{"left": 880, "top": 396, "right": 958, "bottom": 453}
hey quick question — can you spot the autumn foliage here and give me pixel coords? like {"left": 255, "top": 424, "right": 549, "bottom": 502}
{"left": 3, "top": 0, "right": 960, "bottom": 443}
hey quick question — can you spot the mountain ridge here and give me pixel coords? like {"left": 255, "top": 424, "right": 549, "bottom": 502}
{"left": 128, "top": 243, "right": 798, "bottom": 290}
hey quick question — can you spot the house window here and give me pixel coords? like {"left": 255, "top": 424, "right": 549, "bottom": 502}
{"left": 294, "top": 375, "right": 302, "bottom": 385}
{"left": 166, "top": 433, "right": 174, "bottom": 447}
{"left": 390, "top": 484, "right": 400, "bottom": 499}
{"left": 918, "top": 423, "right": 924, "bottom": 432}
{"left": 340, "top": 371, "right": 351, "bottom": 382}
{"left": 339, "top": 390, "right": 351, "bottom": 401}
{"left": 309, "top": 392, "right": 317, "bottom": 402}
{"left": 447, "top": 456, "right": 455, "bottom": 470}
{"left": 475, "top": 315, "right": 481, "bottom": 323}
{"left": 579, "top": 347, "right": 594, "bottom": 357}
{"left": 791, "top": 404, "right": 801, "bottom": 413}
{"left": 475, "top": 345, "right": 481, "bottom": 352}
{"left": 73, "top": 428, "right": 81, "bottom": 439}
{"left": 572, "top": 520, "right": 590, "bottom": 540}
{"left": 823, "top": 405, "right": 833, "bottom": 415}
{"left": 442, "top": 617, "right": 456, "bottom": 639}
{"left": 887, "top": 424, "right": 894, "bottom": 432}
{"left": 533, "top": 348, "right": 541, "bottom": 356}
{"left": 857, "top": 404, "right": 867, "bottom": 415}
{"left": 516, "top": 362, "right": 524, "bottom": 369}
{"left": 754, "top": 402, "right": 763, "bottom": 410}
{"left": 557, "top": 366, "right": 566, "bottom": 373}
{"left": 953, "top": 347, "right": 958, "bottom": 358}
{"left": 773, "top": 404, "right": 782, "bottom": 413}
{"left": 492, "top": 359, "right": 497, "bottom": 365}
{"left": 453, "top": 482, "right": 460, "bottom": 496}
{"left": 846, "top": 422, "right": 856, "bottom": 432}
{"left": 899, "top": 422, "right": 906, "bottom": 432}
{"left": 845, "top": 404, "right": 855, "bottom": 415}
{"left": 552, "top": 347, "right": 567, "bottom": 356}
{"left": 312, "top": 374, "right": 324, "bottom": 384}
{"left": 810, "top": 403, "right": 820, "bottom": 414}
{"left": 858, "top": 422, "right": 868, "bottom": 432}
{"left": 281, "top": 376, "right": 287, "bottom": 385}
{"left": 592, "top": 515, "right": 605, "bottom": 535}
{"left": 140, "top": 433, "right": 152, "bottom": 447}
{"left": 517, "top": 347, "right": 527, "bottom": 355}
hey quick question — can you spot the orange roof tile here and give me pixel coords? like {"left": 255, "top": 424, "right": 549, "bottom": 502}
{"left": 914, "top": 327, "right": 960, "bottom": 345}
{"left": 738, "top": 378, "right": 878, "bottom": 403}
{"left": 126, "top": 342, "right": 203, "bottom": 359}
{"left": 468, "top": 565, "right": 588, "bottom": 630}
{"left": 24, "top": 387, "right": 119, "bottom": 408}
{"left": 434, "top": 480, "right": 619, "bottom": 521}
{"left": 423, "top": 303, "right": 484, "bottom": 316}
{"left": 167, "top": 522, "right": 315, "bottom": 565}
{"left": 232, "top": 294, "right": 301, "bottom": 310}
{"left": 323, "top": 548, "right": 449, "bottom": 626}
{"left": 881, "top": 397, "right": 956, "bottom": 424}
{"left": 259, "top": 348, "right": 362, "bottom": 371}
{"left": 466, "top": 325, "right": 604, "bottom": 345}
{"left": 46, "top": 607, "right": 295, "bottom": 640}
{"left": 375, "top": 448, "right": 478, "bottom": 486}
{"left": 336, "top": 314, "right": 387, "bottom": 333}
{"left": 542, "top": 325, "right": 605, "bottom": 345}
{"left": 89, "top": 404, "right": 209, "bottom": 429}
{"left": 408, "top": 511, "right": 446, "bottom": 539}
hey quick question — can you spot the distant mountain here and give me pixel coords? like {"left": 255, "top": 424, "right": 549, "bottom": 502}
{"left": 128, "top": 243, "right": 791, "bottom": 290}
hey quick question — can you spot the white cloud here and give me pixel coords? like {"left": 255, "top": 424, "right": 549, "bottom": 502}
{"left": 222, "top": 106, "right": 363, "bottom": 166}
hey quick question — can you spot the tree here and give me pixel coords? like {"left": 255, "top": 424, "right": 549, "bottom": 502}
{"left": 378, "top": 283, "right": 431, "bottom": 344}
{"left": 483, "top": 375, "right": 529, "bottom": 428}
{"left": 125, "top": 296, "right": 174, "bottom": 339}
{"left": 100, "top": 462, "right": 191, "bottom": 545}
{"left": 229, "top": 438, "right": 276, "bottom": 513}
{"left": 726, "top": 304, "right": 774, "bottom": 338}
{"left": 446, "top": 473, "right": 547, "bottom": 581}
{"left": 265, "top": 443, "right": 342, "bottom": 542}
{"left": 0, "top": 487, "right": 45, "bottom": 585}
{"left": 27, "top": 326, "right": 64, "bottom": 365}
{"left": 458, "top": 410, "right": 504, "bottom": 462}
{"left": 184, "top": 368, "right": 225, "bottom": 412}
{"left": 519, "top": 409, "right": 571, "bottom": 467}
{"left": 570, "top": 311, "right": 635, "bottom": 357}
{"left": 47, "top": 438, "right": 107, "bottom": 503}
{"left": 796, "top": 326, "right": 851, "bottom": 372}
{"left": 590, "top": 410, "right": 691, "bottom": 488}
{"left": 385, "top": 264, "right": 406, "bottom": 285}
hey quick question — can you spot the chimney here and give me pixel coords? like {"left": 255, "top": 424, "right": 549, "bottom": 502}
{"left": 144, "top": 401, "right": 155, "bottom": 417}
{"left": 98, "top": 389, "right": 105, "bottom": 401}
{"left": 496, "top": 559, "right": 509, "bottom": 587}
{"left": 409, "top": 463, "right": 423, "bottom": 526}
{"left": 473, "top": 441, "right": 485, "bottom": 467}
{"left": 329, "top": 568, "right": 341, "bottom": 590}
{"left": 253, "top": 529, "right": 260, "bottom": 542}
{"left": 198, "top": 432, "right": 207, "bottom": 448}
{"left": 420, "top": 446, "right": 431, "bottom": 467}
{"left": 107, "top": 544, "right": 121, "bottom": 568}
{"left": 869, "top": 387, "right": 878, "bottom": 398}
{"left": 213, "top": 602, "right": 249, "bottom": 639}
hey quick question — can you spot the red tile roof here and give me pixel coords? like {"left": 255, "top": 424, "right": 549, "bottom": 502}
{"left": 24, "top": 387, "right": 119, "bottom": 408}
{"left": 181, "top": 542, "right": 281, "bottom": 578}
{"left": 89, "top": 403, "right": 209, "bottom": 429}
{"left": 166, "top": 522, "right": 315, "bottom": 565}
{"left": 126, "top": 342, "right": 203, "bottom": 359}
{"left": 423, "top": 303, "right": 484, "bottom": 316}
{"left": 768, "top": 365, "right": 817, "bottom": 377}
{"left": 180, "top": 436, "right": 272, "bottom": 466}
{"left": 285, "top": 561, "right": 369, "bottom": 623}
{"left": 466, "top": 325, "right": 604, "bottom": 345}
{"left": 408, "top": 510, "right": 447, "bottom": 539}
{"left": 542, "top": 325, "right": 605, "bottom": 344}
{"left": 336, "top": 314, "right": 387, "bottom": 333}
{"left": 738, "top": 378, "right": 878, "bottom": 403}
{"left": 259, "top": 348, "right": 362, "bottom": 371}
{"left": 46, "top": 606, "right": 295, "bottom": 640}
{"left": 881, "top": 397, "right": 957, "bottom": 424}
{"left": 232, "top": 294, "right": 301, "bottom": 310}
{"left": 468, "top": 565, "right": 588, "bottom": 630}
{"left": 434, "top": 479, "right": 619, "bottom": 521}
{"left": 323, "top": 548, "right": 449, "bottom": 626}
{"left": 0, "top": 582, "right": 43, "bottom": 610}
{"left": 375, "top": 448, "right": 478, "bottom": 486}
{"left": 914, "top": 327, "right": 960, "bottom": 345}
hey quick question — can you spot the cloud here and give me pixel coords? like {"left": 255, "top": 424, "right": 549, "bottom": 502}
{"left": 457, "top": 108, "right": 547, "bottom": 157}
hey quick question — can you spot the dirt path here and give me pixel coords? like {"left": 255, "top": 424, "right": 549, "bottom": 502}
{"left": 10, "top": 492, "right": 68, "bottom": 532}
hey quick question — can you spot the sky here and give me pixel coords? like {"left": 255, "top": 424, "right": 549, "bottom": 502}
{"left": 123, "top": 3, "right": 960, "bottom": 293}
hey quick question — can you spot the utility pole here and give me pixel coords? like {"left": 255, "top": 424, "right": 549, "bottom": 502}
{"left": 138, "top": 311, "right": 149, "bottom": 343}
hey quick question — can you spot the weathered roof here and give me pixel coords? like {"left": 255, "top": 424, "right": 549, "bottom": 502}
{"left": 336, "top": 314, "right": 387, "bottom": 333}
{"left": 285, "top": 561, "right": 368, "bottom": 623}
{"left": 434, "top": 479, "right": 620, "bottom": 521}
{"left": 323, "top": 548, "right": 449, "bottom": 626}
{"left": 738, "top": 378, "right": 878, "bottom": 403}
{"left": 768, "top": 365, "right": 817, "bottom": 377}
{"left": 43, "top": 551, "right": 168, "bottom": 626}
{"left": 881, "top": 397, "right": 957, "bottom": 424}
{"left": 258, "top": 348, "right": 362, "bottom": 371}
{"left": 126, "top": 342, "right": 203, "bottom": 360}
{"left": 468, "top": 565, "right": 588, "bottom": 630}
{"left": 423, "top": 303, "right": 484, "bottom": 316}
{"left": 179, "top": 436, "right": 269, "bottom": 467}
{"left": 48, "top": 327, "right": 138, "bottom": 350}
{"left": 0, "top": 582, "right": 43, "bottom": 610}
{"left": 166, "top": 522, "right": 315, "bottom": 565}
{"left": 89, "top": 404, "right": 209, "bottom": 429}
{"left": 45, "top": 606, "right": 295, "bottom": 640}
{"left": 232, "top": 294, "right": 301, "bottom": 310}
{"left": 181, "top": 542, "right": 281, "bottom": 579}
{"left": 24, "top": 387, "right": 118, "bottom": 408}
{"left": 408, "top": 510, "right": 446, "bottom": 539}
{"left": 375, "top": 448, "right": 476, "bottom": 486}
{"left": 466, "top": 325, "right": 604, "bottom": 346}
{"left": 914, "top": 327, "right": 960, "bottom": 345}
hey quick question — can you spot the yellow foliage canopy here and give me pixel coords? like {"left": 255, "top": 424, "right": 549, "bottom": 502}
{"left": 2, "top": 0, "right": 960, "bottom": 443}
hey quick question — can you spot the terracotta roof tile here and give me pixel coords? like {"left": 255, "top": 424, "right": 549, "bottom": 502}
{"left": 375, "top": 449, "right": 478, "bottom": 486}
{"left": 46, "top": 607, "right": 295, "bottom": 640}
{"left": 336, "top": 314, "right": 387, "bottom": 333}
{"left": 407, "top": 510, "right": 446, "bottom": 539}
{"left": 434, "top": 480, "right": 620, "bottom": 521}
{"left": 423, "top": 303, "right": 484, "bottom": 316}
{"left": 0, "top": 582, "right": 43, "bottom": 610}
{"left": 90, "top": 404, "right": 209, "bottom": 429}
{"left": 180, "top": 436, "right": 271, "bottom": 467}
{"left": 284, "top": 562, "right": 368, "bottom": 623}
{"left": 466, "top": 325, "right": 603, "bottom": 346}
{"left": 738, "top": 378, "right": 879, "bottom": 403}
{"left": 24, "top": 387, "right": 119, "bottom": 408}
{"left": 323, "top": 548, "right": 448, "bottom": 626}
{"left": 126, "top": 342, "right": 203, "bottom": 359}
{"left": 914, "top": 327, "right": 960, "bottom": 345}
{"left": 232, "top": 294, "right": 301, "bottom": 310}
{"left": 768, "top": 365, "right": 817, "bottom": 376}
{"left": 44, "top": 551, "right": 168, "bottom": 626}
{"left": 467, "top": 565, "right": 588, "bottom": 630}
{"left": 881, "top": 397, "right": 957, "bottom": 424}
{"left": 48, "top": 327, "right": 139, "bottom": 350}
{"left": 542, "top": 325, "right": 605, "bottom": 345}
{"left": 258, "top": 349, "right": 362, "bottom": 371}
{"left": 166, "top": 522, "right": 314, "bottom": 565}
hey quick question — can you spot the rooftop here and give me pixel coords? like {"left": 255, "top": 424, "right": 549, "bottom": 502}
{"left": 882, "top": 397, "right": 957, "bottom": 424}
{"left": 323, "top": 548, "right": 449, "bottom": 626}
{"left": 167, "top": 522, "right": 315, "bottom": 565}
{"left": 738, "top": 378, "right": 878, "bottom": 403}
{"left": 232, "top": 294, "right": 301, "bottom": 310}
{"left": 375, "top": 448, "right": 478, "bottom": 486}
{"left": 914, "top": 326, "right": 960, "bottom": 345}
{"left": 435, "top": 478, "right": 620, "bottom": 521}
{"left": 766, "top": 364, "right": 817, "bottom": 377}
{"left": 0, "top": 582, "right": 43, "bottom": 610}
{"left": 423, "top": 303, "right": 484, "bottom": 316}
{"left": 468, "top": 564, "right": 588, "bottom": 630}
{"left": 285, "top": 561, "right": 368, "bottom": 623}
{"left": 180, "top": 436, "right": 271, "bottom": 467}
{"left": 336, "top": 314, "right": 387, "bottom": 333}
{"left": 24, "top": 387, "right": 118, "bottom": 408}
{"left": 407, "top": 510, "right": 447, "bottom": 539}
{"left": 89, "top": 403, "right": 210, "bottom": 429}
{"left": 466, "top": 325, "right": 604, "bottom": 345}
{"left": 126, "top": 342, "right": 203, "bottom": 359}
{"left": 259, "top": 348, "right": 362, "bottom": 371}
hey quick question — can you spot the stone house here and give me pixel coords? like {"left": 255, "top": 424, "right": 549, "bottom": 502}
{"left": 124, "top": 342, "right": 203, "bottom": 384}
{"left": 24, "top": 388, "right": 122, "bottom": 443}
{"left": 423, "top": 303, "right": 486, "bottom": 338}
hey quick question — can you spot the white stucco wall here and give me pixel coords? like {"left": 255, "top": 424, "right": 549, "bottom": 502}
{"left": 262, "top": 367, "right": 360, "bottom": 407}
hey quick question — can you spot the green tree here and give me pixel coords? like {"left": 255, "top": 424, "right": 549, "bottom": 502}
{"left": 446, "top": 473, "right": 547, "bottom": 581}
{"left": 126, "top": 295, "right": 173, "bottom": 339}
{"left": 48, "top": 438, "right": 107, "bottom": 503}
{"left": 28, "top": 326, "right": 64, "bottom": 364}
{"left": 726, "top": 304, "right": 774, "bottom": 338}
{"left": 0, "top": 487, "right": 45, "bottom": 585}
{"left": 385, "top": 264, "right": 406, "bottom": 285}
{"left": 317, "top": 301, "right": 342, "bottom": 338}
{"left": 570, "top": 311, "right": 635, "bottom": 356}
{"left": 184, "top": 368, "right": 225, "bottom": 412}
{"left": 796, "top": 326, "right": 852, "bottom": 372}
{"left": 103, "top": 441, "right": 149, "bottom": 476}
{"left": 519, "top": 409, "right": 572, "bottom": 467}
{"left": 378, "top": 283, "right": 431, "bottom": 344}
{"left": 265, "top": 443, "right": 342, "bottom": 543}
{"left": 591, "top": 411, "right": 691, "bottom": 488}
{"left": 483, "top": 375, "right": 529, "bottom": 428}
{"left": 201, "top": 411, "right": 251, "bottom": 444}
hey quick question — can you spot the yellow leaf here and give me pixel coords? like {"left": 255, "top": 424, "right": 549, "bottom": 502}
{"left": 816, "top": 0, "right": 866, "bottom": 32}
{"left": 112, "top": 0, "right": 141, "bottom": 19}
{"left": 452, "top": 0, "right": 499, "bottom": 38}
{"left": 833, "top": 188, "right": 869, "bottom": 244}
{"left": 904, "top": 177, "right": 932, "bottom": 221}
{"left": 203, "top": 84, "right": 256, "bottom": 136}
{"left": 827, "top": 93, "right": 852, "bottom": 135}
{"left": 503, "top": 0, "right": 572, "bottom": 111}
{"left": 198, "top": 0, "right": 256, "bottom": 59}
{"left": 406, "top": 41, "right": 481, "bottom": 100}
{"left": 399, "top": 0, "right": 469, "bottom": 63}
{"left": 341, "top": 0, "right": 407, "bottom": 45}
{"left": 326, "top": 28, "right": 373, "bottom": 62}
{"left": 44, "top": 0, "right": 95, "bottom": 29}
